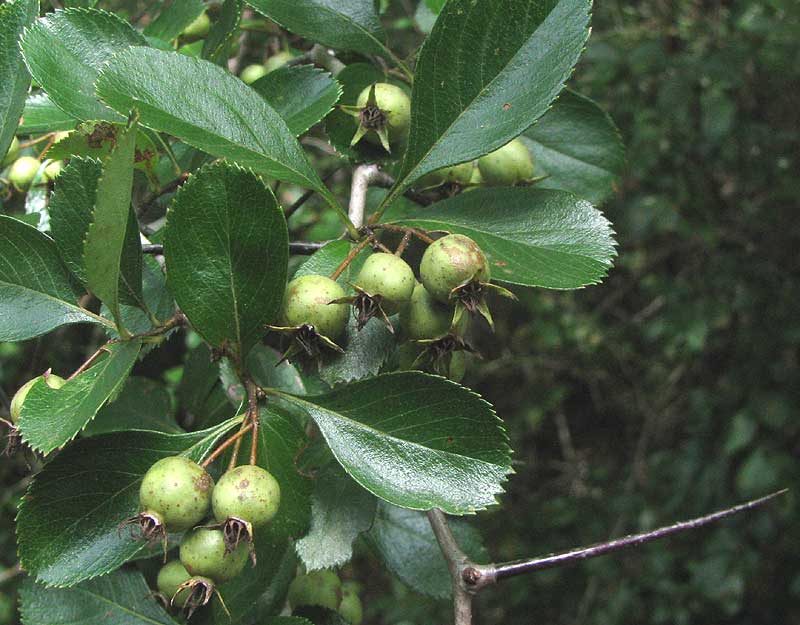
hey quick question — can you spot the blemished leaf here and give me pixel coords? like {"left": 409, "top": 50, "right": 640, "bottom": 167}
{"left": 0, "top": 0, "right": 38, "bottom": 159}
{"left": 367, "top": 501, "right": 489, "bottom": 599}
{"left": 20, "top": 8, "right": 147, "bottom": 122}
{"left": 84, "top": 122, "right": 141, "bottom": 333}
{"left": 0, "top": 215, "right": 112, "bottom": 342}
{"left": 380, "top": 0, "right": 593, "bottom": 208}
{"left": 320, "top": 316, "right": 395, "bottom": 386}
{"left": 252, "top": 64, "right": 342, "bottom": 137}
{"left": 19, "top": 92, "right": 77, "bottom": 134}
{"left": 83, "top": 376, "right": 181, "bottom": 436}
{"left": 18, "top": 340, "right": 142, "bottom": 454}
{"left": 522, "top": 89, "right": 625, "bottom": 204}
{"left": 202, "top": 0, "right": 242, "bottom": 64}
{"left": 164, "top": 162, "right": 288, "bottom": 357}
{"left": 143, "top": 0, "right": 205, "bottom": 41}
{"left": 246, "top": 0, "right": 393, "bottom": 61}
{"left": 385, "top": 187, "right": 617, "bottom": 289}
{"left": 19, "top": 568, "right": 179, "bottom": 625}
{"left": 95, "top": 47, "right": 337, "bottom": 205}
{"left": 296, "top": 465, "right": 377, "bottom": 570}
{"left": 16, "top": 417, "right": 242, "bottom": 587}
{"left": 275, "top": 372, "right": 512, "bottom": 515}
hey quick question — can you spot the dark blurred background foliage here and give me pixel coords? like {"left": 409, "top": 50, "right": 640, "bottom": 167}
{"left": 1, "top": 1, "right": 798, "bottom": 624}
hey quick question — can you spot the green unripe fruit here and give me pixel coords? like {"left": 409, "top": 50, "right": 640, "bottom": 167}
{"left": 182, "top": 11, "right": 211, "bottom": 38}
{"left": 355, "top": 253, "right": 415, "bottom": 315}
{"left": 288, "top": 570, "right": 342, "bottom": 611}
{"left": 44, "top": 160, "right": 63, "bottom": 181}
{"left": 241, "top": 64, "right": 267, "bottom": 85}
{"left": 264, "top": 50, "right": 294, "bottom": 73}
{"left": 180, "top": 528, "right": 249, "bottom": 584}
{"left": 417, "top": 162, "right": 474, "bottom": 189}
{"left": 157, "top": 560, "right": 192, "bottom": 605}
{"left": 2, "top": 136, "right": 19, "bottom": 168}
{"left": 338, "top": 588, "right": 363, "bottom": 625}
{"left": 356, "top": 83, "right": 411, "bottom": 145}
{"left": 447, "top": 351, "right": 466, "bottom": 383}
{"left": 139, "top": 456, "right": 214, "bottom": 531}
{"left": 477, "top": 138, "right": 534, "bottom": 186}
{"left": 8, "top": 156, "right": 40, "bottom": 191}
{"left": 213, "top": 465, "right": 281, "bottom": 527}
{"left": 282, "top": 274, "right": 350, "bottom": 339}
{"left": 420, "top": 234, "right": 491, "bottom": 303}
{"left": 10, "top": 373, "right": 66, "bottom": 424}
{"left": 401, "top": 282, "right": 453, "bottom": 340}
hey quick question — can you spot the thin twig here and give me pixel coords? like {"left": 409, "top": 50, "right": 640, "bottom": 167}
{"left": 394, "top": 230, "right": 413, "bottom": 256}
{"left": 349, "top": 164, "right": 389, "bottom": 230}
{"left": 200, "top": 422, "right": 255, "bottom": 469}
{"left": 246, "top": 380, "right": 259, "bottom": 466}
{"left": 330, "top": 238, "right": 371, "bottom": 281}
{"left": 138, "top": 173, "right": 189, "bottom": 216}
{"left": 17, "top": 133, "right": 55, "bottom": 149}
{"left": 67, "top": 345, "right": 110, "bottom": 381}
{"left": 373, "top": 223, "right": 435, "bottom": 244}
{"left": 427, "top": 510, "right": 472, "bottom": 625}
{"left": 141, "top": 242, "right": 327, "bottom": 256}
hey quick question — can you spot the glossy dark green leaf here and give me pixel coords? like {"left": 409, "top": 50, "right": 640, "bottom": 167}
{"left": 0, "top": 215, "right": 112, "bottom": 341}
{"left": 143, "top": 0, "right": 205, "bottom": 41}
{"left": 19, "top": 92, "right": 77, "bottom": 134}
{"left": 19, "top": 568, "right": 179, "bottom": 625}
{"left": 96, "top": 47, "right": 337, "bottom": 204}
{"left": 16, "top": 417, "right": 242, "bottom": 587}
{"left": 202, "top": 0, "right": 242, "bottom": 64}
{"left": 319, "top": 316, "right": 395, "bottom": 386}
{"left": 0, "top": 0, "right": 38, "bottom": 158}
{"left": 165, "top": 162, "right": 288, "bottom": 356}
{"left": 83, "top": 377, "right": 180, "bottom": 436}
{"left": 522, "top": 90, "right": 625, "bottom": 204}
{"left": 177, "top": 343, "right": 238, "bottom": 429}
{"left": 252, "top": 64, "right": 342, "bottom": 137}
{"left": 296, "top": 465, "right": 377, "bottom": 570}
{"left": 109, "top": 255, "right": 176, "bottom": 336}
{"left": 381, "top": 0, "right": 592, "bottom": 208}
{"left": 247, "top": 344, "right": 306, "bottom": 396}
{"left": 367, "top": 501, "right": 489, "bottom": 599}
{"left": 275, "top": 372, "right": 512, "bottom": 514}
{"left": 20, "top": 8, "right": 147, "bottom": 122}
{"left": 385, "top": 187, "right": 617, "bottom": 289}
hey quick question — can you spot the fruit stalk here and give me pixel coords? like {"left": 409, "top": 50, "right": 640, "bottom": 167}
{"left": 200, "top": 421, "right": 255, "bottom": 469}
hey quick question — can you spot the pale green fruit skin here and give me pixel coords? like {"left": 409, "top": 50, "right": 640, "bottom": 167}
{"left": 182, "top": 12, "right": 211, "bottom": 38}
{"left": 282, "top": 274, "right": 350, "bottom": 339}
{"left": 338, "top": 592, "right": 363, "bottom": 625}
{"left": 180, "top": 528, "right": 249, "bottom": 583}
{"left": 288, "top": 570, "right": 342, "bottom": 611}
{"left": 10, "top": 374, "right": 66, "bottom": 424}
{"left": 44, "top": 160, "right": 62, "bottom": 181}
{"left": 417, "top": 162, "right": 474, "bottom": 189}
{"left": 8, "top": 156, "right": 40, "bottom": 191}
{"left": 157, "top": 560, "right": 192, "bottom": 605}
{"left": 241, "top": 64, "right": 267, "bottom": 85}
{"left": 356, "top": 83, "right": 411, "bottom": 144}
{"left": 2, "top": 137, "right": 19, "bottom": 168}
{"left": 477, "top": 138, "right": 534, "bottom": 186}
{"left": 139, "top": 457, "right": 214, "bottom": 531}
{"left": 355, "top": 253, "right": 415, "bottom": 315}
{"left": 212, "top": 465, "right": 280, "bottom": 527}
{"left": 420, "top": 234, "right": 491, "bottom": 303}
{"left": 400, "top": 282, "right": 452, "bottom": 340}
{"left": 264, "top": 50, "right": 294, "bottom": 73}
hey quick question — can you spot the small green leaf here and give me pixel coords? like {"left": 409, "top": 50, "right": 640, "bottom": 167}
{"left": 386, "top": 187, "right": 617, "bottom": 289}
{"left": 19, "top": 568, "right": 179, "bottom": 625}
{"left": 275, "top": 372, "right": 512, "bottom": 515}
{"left": 381, "top": 0, "right": 593, "bottom": 209}
{"left": 18, "top": 92, "right": 77, "bottom": 134}
{"left": 522, "top": 90, "right": 625, "bottom": 204}
{"left": 252, "top": 64, "right": 342, "bottom": 137}
{"left": 84, "top": 377, "right": 181, "bottom": 436}
{"left": 320, "top": 316, "right": 396, "bottom": 386}
{"left": 292, "top": 240, "right": 371, "bottom": 289}
{"left": 144, "top": 0, "right": 205, "bottom": 41}
{"left": 202, "top": 0, "right": 242, "bottom": 64}
{"left": 20, "top": 8, "right": 147, "bottom": 122}
{"left": 16, "top": 418, "right": 242, "bottom": 587}
{"left": 18, "top": 340, "right": 142, "bottom": 454}
{"left": 165, "top": 162, "right": 288, "bottom": 356}
{"left": 0, "top": 215, "right": 111, "bottom": 341}
{"left": 296, "top": 465, "right": 377, "bottom": 570}
{"left": 0, "top": 0, "right": 38, "bottom": 158}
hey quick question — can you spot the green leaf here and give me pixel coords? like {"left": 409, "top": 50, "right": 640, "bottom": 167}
{"left": 381, "top": 0, "right": 592, "bottom": 209}
{"left": 20, "top": 8, "right": 147, "bottom": 122}
{"left": 202, "top": 0, "right": 242, "bottom": 64}
{"left": 144, "top": 0, "right": 205, "bottom": 41}
{"left": 0, "top": 0, "right": 38, "bottom": 159}
{"left": 367, "top": 501, "right": 488, "bottom": 599}
{"left": 0, "top": 215, "right": 111, "bottom": 341}
{"left": 274, "top": 372, "right": 512, "bottom": 515}
{"left": 247, "top": 344, "right": 307, "bottom": 396}
{"left": 109, "top": 255, "right": 176, "bottom": 336}
{"left": 16, "top": 417, "right": 242, "bottom": 587}
{"left": 95, "top": 47, "right": 337, "bottom": 206}
{"left": 320, "top": 316, "right": 396, "bottom": 386}
{"left": 292, "top": 240, "right": 371, "bottom": 290}
{"left": 252, "top": 64, "right": 342, "bottom": 137}
{"left": 19, "top": 568, "right": 179, "bottom": 625}
{"left": 84, "top": 376, "right": 181, "bottom": 436}
{"left": 386, "top": 187, "right": 617, "bottom": 289}
{"left": 18, "top": 340, "right": 142, "bottom": 454}
{"left": 164, "top": 162, "right": 288, "bottom": 357}
{"left": 19, "top": 92, "right": 77, "bottom": 134}
{"left": 296, "top": 465, "right": 377, "bottom": 570}
{"left": 522, "top": 90, "right": 625, "bottom": 204}
{"left": 84, "top": 122, "right": 141, "bottom": 334}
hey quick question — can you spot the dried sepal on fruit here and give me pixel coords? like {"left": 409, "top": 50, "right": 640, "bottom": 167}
{"left": 341, "top": 83, "right": 411, "bottom": 153}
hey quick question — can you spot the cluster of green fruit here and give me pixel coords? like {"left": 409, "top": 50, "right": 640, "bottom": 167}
{"left": 1, "top": 137, "right": 63, "bottom": 193}
{"left": 288, "top": 570, "right": 364, "bottom": 624}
